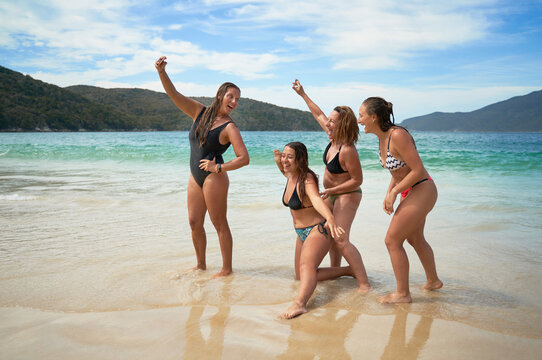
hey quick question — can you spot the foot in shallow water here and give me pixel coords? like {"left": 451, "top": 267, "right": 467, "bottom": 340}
{"left": 281, "top": 301, "right": 307, "bottom": 319}
{"left": 423, "top": 280, "right": 443, "bottom": 291}
{"left": 377, "top": 292, "right": 412, "bottom": 304}
{"left": 357, "top": 283, "right": 371, "bottom": 294}
{"left": 212, "top": 268, "right": 233, "bottom": 279}
{"left": 186, "top": 264, "right": 206, "bottom": 272}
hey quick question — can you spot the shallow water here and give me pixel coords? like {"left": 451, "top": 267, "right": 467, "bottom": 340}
{"left": 1, "top": 131, "right": 541, "bottom": 358}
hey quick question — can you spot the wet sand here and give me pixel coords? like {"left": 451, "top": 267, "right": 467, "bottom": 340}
{"left": 2, "top": 301, "right": 541, "bottom": 359}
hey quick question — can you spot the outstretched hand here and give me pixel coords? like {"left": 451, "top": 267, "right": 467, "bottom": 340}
{"left": 292, "top": 79, "right": 305, "bottom": 96}
{"left": 273, "top": 149, "right": 282, "bottom": 163}
{"left": 155, "top": 56, "right": 167, "bottom": 73}
{"left": 325, "top": 220, "right": 345, "bottom": 239}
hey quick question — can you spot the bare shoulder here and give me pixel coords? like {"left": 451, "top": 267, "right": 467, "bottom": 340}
{"left": 305, "top": 172, "right": 318, "bottom": 185}
{"left": 391, "top": 127, "right": 415, "bottom": 147}
{"left": 340, "top": 143, "right": 360, "bottom": 158}
{"left": 223, "top": 121, "right": 241, "bottom": 138}
{"left": 339, "top": 144, "right": 359, "bottom": 160}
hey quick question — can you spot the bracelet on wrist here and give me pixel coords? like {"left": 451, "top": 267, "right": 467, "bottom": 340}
{"left": 217, "top": 163, "right": 222, "bottom": 173}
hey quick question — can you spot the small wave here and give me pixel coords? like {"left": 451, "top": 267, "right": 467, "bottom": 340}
{"left": 0, "top": 194, "right": 37, "bottom": 201}
{"left": 0, "top": 149, "right": 10, "bottom": 156}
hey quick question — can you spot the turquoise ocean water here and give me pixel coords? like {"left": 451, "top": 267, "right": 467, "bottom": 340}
{"left": 1, "top": 130, "right": 542, "bottom": 354}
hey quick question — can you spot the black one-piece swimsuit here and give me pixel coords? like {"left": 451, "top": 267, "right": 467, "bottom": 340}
{"left": 189, "top": 108, "right": 231, "bottom": 187}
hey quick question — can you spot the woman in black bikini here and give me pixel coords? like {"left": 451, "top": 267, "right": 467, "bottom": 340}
{"left": 358, "top": 97, "right": 442, "bottom": 303}
{"left": 292, "top": 79, "right": 370, "bottom": 292}
{"left": 273, "top": 142, "right": 348, "bottom": 319}
{"left": 155, "top": 56, "right": 249, "bottom": 278}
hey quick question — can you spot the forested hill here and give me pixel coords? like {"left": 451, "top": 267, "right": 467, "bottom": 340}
{"left": 400, "top": 90, "right": 542, "bottom": 132}
{"left": 0, "top": 65, "right": 320, "bottom": 131}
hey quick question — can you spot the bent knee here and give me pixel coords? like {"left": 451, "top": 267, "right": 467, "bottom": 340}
{"left": 332, "top": 236, "right": 350, "bottom": 250}
{"left": 384, "top": 236, "right": 405, "bottom": 250}
{"left": 299, "top": 262, "right": 317, "bottom": 274}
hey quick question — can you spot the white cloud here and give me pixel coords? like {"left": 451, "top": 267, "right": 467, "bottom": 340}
{"left": 197, "top": 0, "right": 496, "bottom": 69}
{"left": 150, "top": 38, "right": 286, "bottom": 79}
{"left": 0, "top": 0, "right": 290, "bottom": 85}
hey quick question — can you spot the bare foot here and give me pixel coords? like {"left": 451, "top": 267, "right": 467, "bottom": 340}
{"left": 377, "top": 292, "right": 412, "bottom": 304}
{"left": 211, "top": 268, "right": 233, "bottom": 279}
{"left": 188, "top": 264, "right": 206, "bottom": 271}
{"left": 281, "top": 301, "right": 307, "bottom": 319}
{"left": 423, "top": 280, "right": 443, "bottom": 291}
{"left": 357, "top": 283, "right": 371, "bottom": 293}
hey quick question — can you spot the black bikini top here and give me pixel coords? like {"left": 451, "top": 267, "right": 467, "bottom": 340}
{"left": 323, "top": 142, "right": 347, "bottom": 174}
{"left": 282, "top": 179, "right": 312, "bottom": 210}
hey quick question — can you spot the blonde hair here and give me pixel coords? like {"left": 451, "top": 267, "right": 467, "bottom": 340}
{"left": 332, "top": 106, "right": 358, "bottom": 144}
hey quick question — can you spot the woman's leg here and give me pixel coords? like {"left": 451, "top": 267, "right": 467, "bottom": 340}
{"left": 379, "top": 181, "right": 438, "bottom": 303}
{"left": 325, "top": 198, "right": 343, "bottom": 267}
{"left": 282, "top": 229, "right": 331, "bottom": 319}
{"left": 202, "top": 173, "right": 232, "bottom": 278}
{"left": 295, "top": 236, "right": 353, "bottom": 281}
{"left": 406, "top": 219, "right": 442, "bottom": 289}
{"left": 332, "top": 192, "right": 370, "bottom": 292}
{"left": 187, "top": 175, "right": 208, "bottom": 270}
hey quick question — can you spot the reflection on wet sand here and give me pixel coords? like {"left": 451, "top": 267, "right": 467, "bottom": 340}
{"left": 183, "top": 281, "right": 231, "bottom": 360}
{"left": 381, "top": 309, "right": 433, "bottom": 360}
{"left": 277, "top": 307, "right": 360, "bottom": 359}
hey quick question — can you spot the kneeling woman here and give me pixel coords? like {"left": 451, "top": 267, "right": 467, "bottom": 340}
{"left": 274, "top": 142, "right": 351, "bottom": 319}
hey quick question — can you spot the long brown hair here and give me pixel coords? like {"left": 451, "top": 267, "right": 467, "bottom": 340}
{"left": 285, "top": 141, "right": 319, "bottom": 205}
{"left": 333, "top": 106, "right": 359, "bottom": 144}
{"left": 195, "top": 82, "right": 240, "bottom": 146}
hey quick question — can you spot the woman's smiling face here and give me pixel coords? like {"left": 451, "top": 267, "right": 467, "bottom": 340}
{"left": 220, "top": 87, "right": 240, "bottom": 115}
{"left": 281, "top": 146, "right": 298, "bottom": 174}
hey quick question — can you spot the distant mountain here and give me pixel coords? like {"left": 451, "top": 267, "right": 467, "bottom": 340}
{"left": 0, "top": 66, "right": 137, "bottom": 131}
{"left": 0, "top": 65, "right": 320, "bottom": 131}
{"left": 66, "top": 85, "right": 320, "bottom": 131}
{"left": 400, "top": 90, "right": 542, "bottom": 132}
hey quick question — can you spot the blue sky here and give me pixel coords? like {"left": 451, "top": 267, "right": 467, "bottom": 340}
{"left": 1, "top": 0, "right": 541, "bottom": 120}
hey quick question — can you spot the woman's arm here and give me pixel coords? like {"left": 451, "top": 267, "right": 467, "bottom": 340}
{"left": 292, "top": 79, "right": 329, "bottom": 133}
{"left": 320, "top": 145, "right": 363, "bottom": 199}
{"left": 155, "top": 56, "right": 204, "bottom": 120}
{"left": 200, "top": 123, "right": 250, "bottom": 173}
{"left": 273, "top": 149, "right": 286, "bottom": 176}
{"left": 305, "top": 176, "right": 345, "bottom": 239}
{"left": 383, "top": 129, "right": 427, "bottom": 214}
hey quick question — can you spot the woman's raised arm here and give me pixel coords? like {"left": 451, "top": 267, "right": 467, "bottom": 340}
{"left": 292, "top": 79, "right": 329, "bottom": 133}
{"left": 155, "top": 56, "right": 204, "bottom": 120}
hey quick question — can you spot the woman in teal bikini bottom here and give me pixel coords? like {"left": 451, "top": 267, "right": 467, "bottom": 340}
{"left": 295, "top": 222, "right": 327, "bottom": 242}
{"left": 274, "top": 142, "right": 354, "bottom": 319}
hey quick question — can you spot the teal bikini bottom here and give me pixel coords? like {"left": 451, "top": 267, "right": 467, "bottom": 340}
{"left": 295, "top": 221, "right": 328, "bottom": 242}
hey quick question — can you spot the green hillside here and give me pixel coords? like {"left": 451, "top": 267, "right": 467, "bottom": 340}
{"left": 0, "top": 65, "right": 320, "bottom": 131}
{"left": 400, "top": 90, "right": 542, "bottom": 132}
{"left": 0, "top": 66, "right": 137, "bottom": 131}
{"left": 66, "top": 85, "right": 320, "bottom": 131}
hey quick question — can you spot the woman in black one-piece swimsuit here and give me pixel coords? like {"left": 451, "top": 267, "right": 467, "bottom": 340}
{"left": 156, "top": 56, "right": 249, "bottom": 278}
